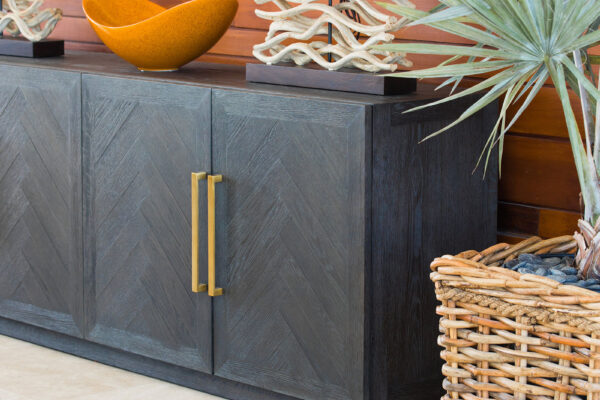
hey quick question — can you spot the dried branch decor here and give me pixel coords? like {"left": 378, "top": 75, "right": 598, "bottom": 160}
{"left": 253, "top": 0, "right": 414, "bottom": 72}
{"left": 0, "top": 0, "right": 62, "bottom": 42}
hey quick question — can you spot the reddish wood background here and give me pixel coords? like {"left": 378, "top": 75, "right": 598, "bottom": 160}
{"left": 42, "top": 0, "right": 582, "bottom": 244}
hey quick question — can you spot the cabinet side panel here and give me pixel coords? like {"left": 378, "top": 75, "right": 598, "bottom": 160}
{"left": 369, "top": 101, "right": 498, "bottom": 399}
{"left": 0, "top": 65, "right": 83, "bottom": 337}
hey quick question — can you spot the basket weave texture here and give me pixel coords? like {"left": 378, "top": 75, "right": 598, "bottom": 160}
{"left": 430, "top": 235, "right": 600, "bottom": 400}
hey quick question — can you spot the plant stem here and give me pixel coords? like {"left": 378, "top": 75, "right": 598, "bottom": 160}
{"left": 547, "top": 60, "right": 597, "bottom": 222}
{"left": 572, "top": 50, "right": 600, "bottom": 223}
{"left": 595, "top": 67, "right": 600, "bottom": 173}
{"left": 574, "top": 50, "right": 594, "bottom": 160}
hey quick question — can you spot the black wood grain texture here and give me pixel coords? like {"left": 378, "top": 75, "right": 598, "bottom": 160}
{"left": 82, "top": 74, "right": 213, "bottom": 372}
{"left": 0, "top": 316, "right": 300, "bottom": 400}
{"left": 367, "top": 99, "right": 499, "bottom": 400}
{"left": 0, "top": 65, "right": 83, "bottom": 337}
{"left": 211, "top": 90, "right": 368, "bottom": 400}
{"left": 245, "top": 63, "right": 417, "bottom": 96}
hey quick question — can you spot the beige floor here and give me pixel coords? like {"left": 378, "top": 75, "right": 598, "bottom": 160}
{"left": 0, "top": 335, "right": 225, "bottom": 400}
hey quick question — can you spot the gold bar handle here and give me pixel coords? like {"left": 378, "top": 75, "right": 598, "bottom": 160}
{"left": 192, "top": 172, "right": 208, "bottom": 293}
{"left": 207, "top": 174, "right": 223, "bottom": 297}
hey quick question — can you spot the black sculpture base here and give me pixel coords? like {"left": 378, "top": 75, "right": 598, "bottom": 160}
{"left": 246, "top": 63, "right": 417, "bottom": 96}
{"left": 0, "top": 37, "right": 64, "bottom": 58}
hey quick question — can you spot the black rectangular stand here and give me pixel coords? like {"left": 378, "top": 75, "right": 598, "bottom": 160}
{"left": 246, "top": 63, "right": 417, "bottom": 96}
{"left": 0, "top": 37, "right": 64, "bottom": 58}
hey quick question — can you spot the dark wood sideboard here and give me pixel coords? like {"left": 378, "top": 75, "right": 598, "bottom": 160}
{"left": 0, "top": 52, "right": 498, "bottom": 400}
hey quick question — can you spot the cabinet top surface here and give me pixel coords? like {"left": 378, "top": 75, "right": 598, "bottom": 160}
{"left": 0, "top": 51, "right": 449, "bottom": 106}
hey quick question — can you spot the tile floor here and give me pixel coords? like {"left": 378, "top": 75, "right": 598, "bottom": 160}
{"left": 0, "top": 335, "right": 225, "bottom": 400}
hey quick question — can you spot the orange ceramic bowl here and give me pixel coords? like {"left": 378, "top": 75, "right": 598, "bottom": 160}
{"left": 83, "top": 0, "right": 238, "bottom": 71}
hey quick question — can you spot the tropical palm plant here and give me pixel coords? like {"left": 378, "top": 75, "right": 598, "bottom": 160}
{"left": 375, "top": 0, "right": 600, "bottom": 278}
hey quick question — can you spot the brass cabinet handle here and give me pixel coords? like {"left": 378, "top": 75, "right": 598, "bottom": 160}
{"left": 191, "top": 172, "right": 208, "bottom": 293}
{"left": 207, "top": 174, "right": 223, "bottom": 297}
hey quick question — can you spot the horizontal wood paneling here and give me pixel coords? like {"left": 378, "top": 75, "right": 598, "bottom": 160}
{"left": 46, "top": 16, "right": 453, "bottom": 70}
{"left": 50, "top": 16, "right": 99, "bottom": 43}
{"left": 498, "top": 202, "right": 539, "bottom": 236}
{"left": 232, "top": 0, "right": 472, "bottom": 44}
{"left": 507, "top": 87, "right": 584, "bottom": 139}
{"left": 539, "top": 208, "right": 580, "bottom": 238}
{"left": 45, "top": 0, "right": 85, "bottom": 16}
{"left": 36, "top": 0, "right": 585, "bottom": 242}
{"left": 497, "top": 233, "right": 529, "bottom": 245}
{"left": 500, "top": 134, "right": 579, "bottom": 211}
{"left": 498, "top": 202, "right": 579, "bottom": 238}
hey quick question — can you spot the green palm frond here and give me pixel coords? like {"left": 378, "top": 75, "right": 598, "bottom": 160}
{"left": 375, "top": 0, "right": 600, "bottom": 224}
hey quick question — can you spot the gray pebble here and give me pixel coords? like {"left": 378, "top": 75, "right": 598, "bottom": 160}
{"left": 518, "top": 267, "right": 534, "bottom": 275}
{"left": 547, "top": 275, "right": 568, "bottom": 283}
{"left": 504, "top": 259, "right": 520, "bottom": 269}
{"left": 534, "top": 268, "right": 548, "bottom": 276}
{"left": 560, "top": 267, "right": 578, "bottom": 275}
{"left": 512, "top": 262, "right": 527, "bottom": 271}
{"left": 525, "top": 262, "right": 546, "bottom": 270}
{"left": 567, "top": 281, "right": 589, "bottom": 287}
{"left": 586, "top": 279, "right": 599, "bottom": 286}
{"left": 587, "top": 284, "right": 600, "bottom": 292}
{"left": 543, "top": 257, "right": 562, "bottom": 266}
{"left": 519, "top": 254, "right": 543, "bottom": 264}
{"left": 549, "top": 269, "right": 566, "bottom": 276}
{"left": 563, "top": 275, "right": 579, "bottom": 283}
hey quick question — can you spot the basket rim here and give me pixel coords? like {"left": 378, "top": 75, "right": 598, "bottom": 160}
{"left": 430, "top": 235, "right": 600, "bottom": 312}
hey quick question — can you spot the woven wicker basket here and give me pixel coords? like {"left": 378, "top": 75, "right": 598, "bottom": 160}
{"left": 430, "top": 235, "right": 600, "bottom": 400}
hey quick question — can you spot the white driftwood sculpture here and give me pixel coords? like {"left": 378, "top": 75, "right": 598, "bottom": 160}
{"left": 0, "top": 0, "right": 62, "bottom": 42}
{"left": 253, "top": 0, "right": 414, "bottom": 72}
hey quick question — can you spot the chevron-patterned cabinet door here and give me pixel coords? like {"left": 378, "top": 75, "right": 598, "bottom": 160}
{"left": 0, "top": 65, "right": 83, "bottom": 337}
{"left": 212, "top": 90, "right": 368, "bottom": 400}
{"left": 82, "top": 75, "right": 212, "bottom": 373}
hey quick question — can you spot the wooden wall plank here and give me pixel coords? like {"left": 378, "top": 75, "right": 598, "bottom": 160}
{"left": 498, "top": 201, "right": 580, "bottom": 239}
{"left": 46, "top": 16, "right": 453, "bottom": 70}
{"left": 45, "top": 0, "right": 83, "bottom": 17}
{"left": 507, "top": 87, "right": 583, "bottom": 139}
{"left": 499, "top": 134, "right": 579, "bottom": 212}
{"left": 44, "top": 0, "right": 181, "bottom": 17}
{"left": 49, "top": 16, "right": 99, "bottom": 43}
{"left": 234, "top": 0, "right": 472, "bottom": 44}
{"left": 497, "top": 233, "right": 529, "bottom": 245}
{"left": 498, "top": 202, "right": 539, "bottom": 236}
{"left": 539, "top": 208, "right": 579, "bottom": 238}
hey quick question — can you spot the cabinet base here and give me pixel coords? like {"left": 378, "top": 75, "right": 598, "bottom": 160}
{"left": 0, "top": 316, "right": 445, "bottom": 400}
{"left": 0, "top": 317, "right": 297, "bottom": 400}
